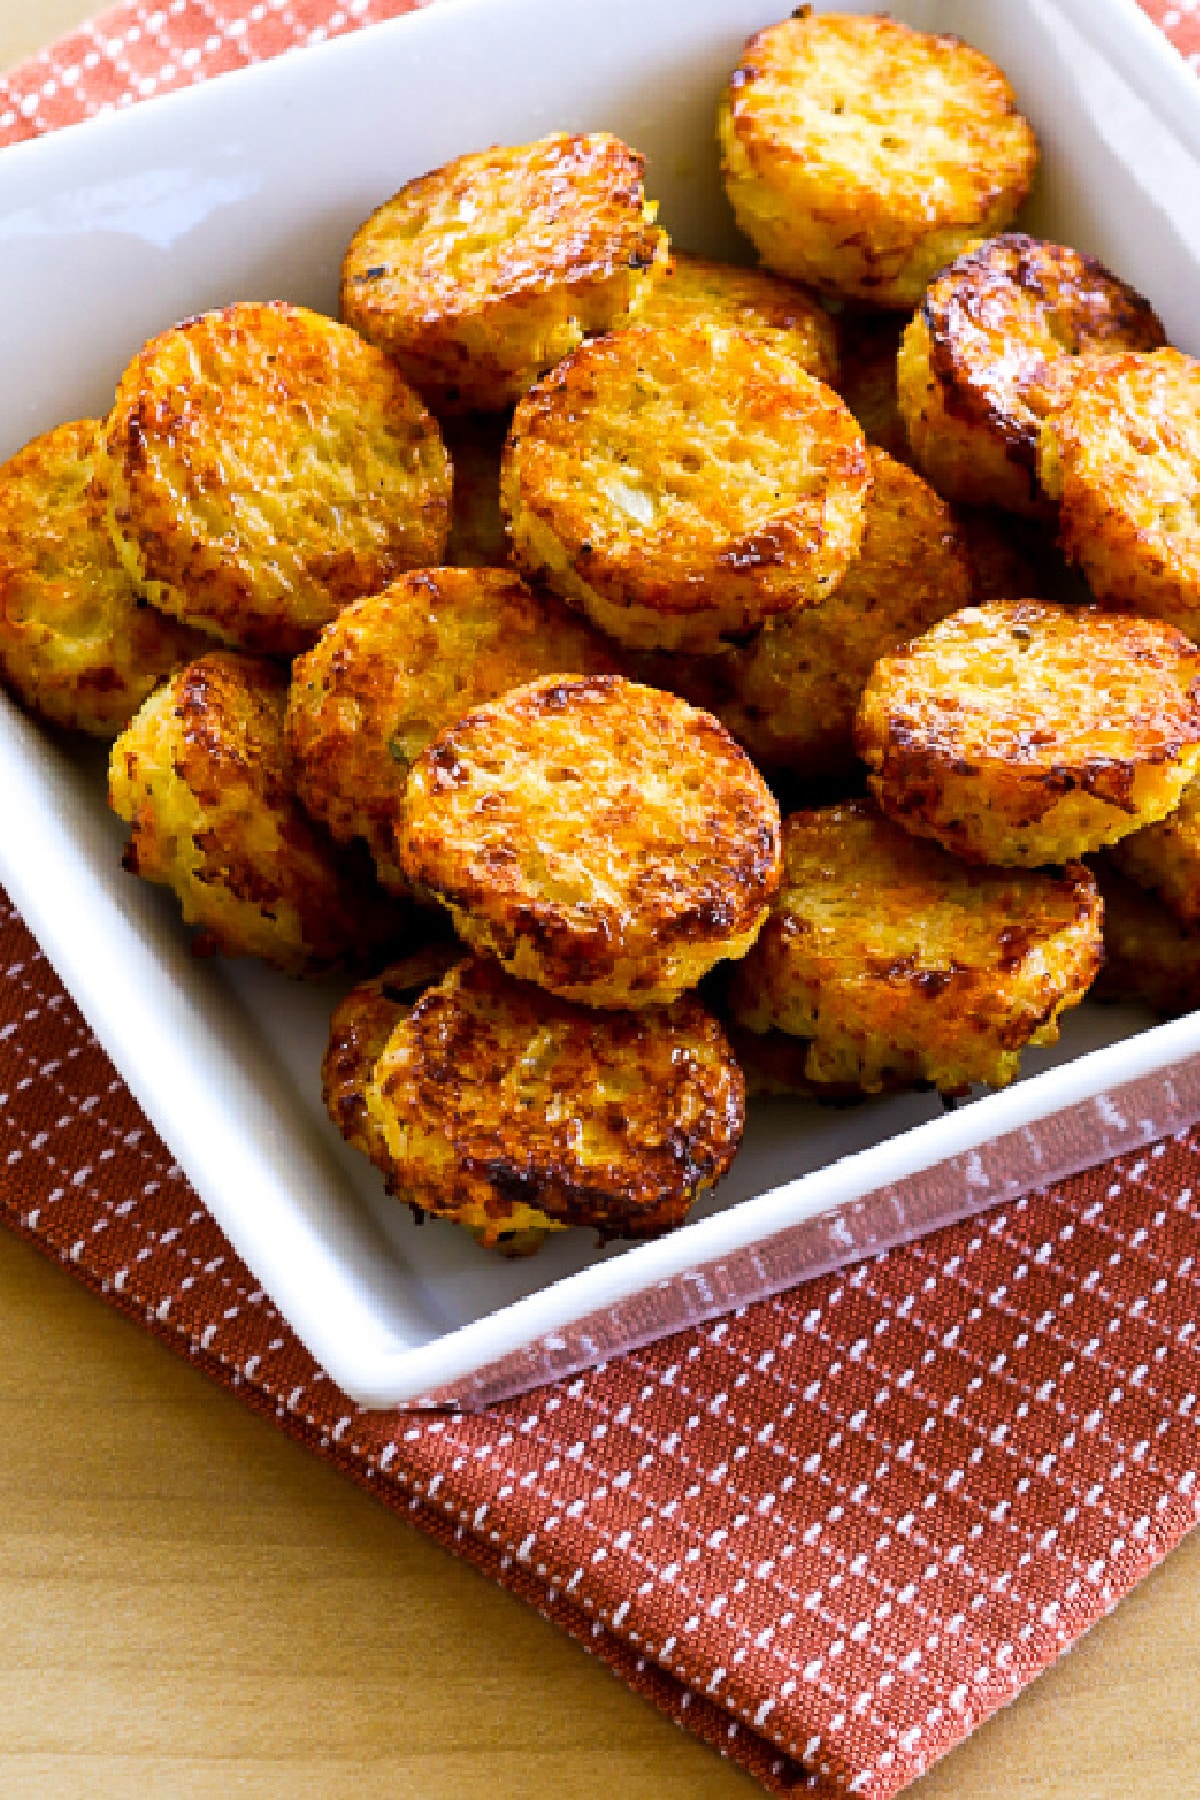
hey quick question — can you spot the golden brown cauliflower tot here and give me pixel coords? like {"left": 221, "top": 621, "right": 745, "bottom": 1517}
{"left": 322, "top": 947, "right": 555, "bottom": 1254}
{"left": 340, "top": 133, "right": 668, "bottom": 414}
{"left": 401, "top": 673, "right": 782, "bottom": 1007}
{"left": 729, "top": 801, "right": 1103, "bottom": 1094}
{"left": 898, "top": 235, "right": 1166, "bottom": 516}
{"left": 1037, "top": 348, "right": 1200, "bottom": 640}
{"left": 718, "top": 11, "right": 1037, "bottom": 307}
{"left": 105, "top": 301, "right": 451, "bottom": 657}
{"left": 365, "top": 955, "right": 745, "bottom": 1245}
{"left": 0, "top": 418, "right": 207, "bottom": 736}
{"left": 285, "top": 565, "right": 621, "bottom": 893}
{"left": 856, "top": 600, "right": 1200, "bottom": 867}
{"left": 109, "top": 652, "right": 402, "bottom": 975}
{"left": 501, "top": 324, "right": 870, "bottom": 652}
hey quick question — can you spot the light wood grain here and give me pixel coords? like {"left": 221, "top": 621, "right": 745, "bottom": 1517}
{"left": 1, "top": 5, "right": 1198, "bottom": 1795}
{"left": 0, "top": 1228, "right": 763, "bottom": 1800}
{"left": 0, "top": 0, "right": 102, "bottom": 67}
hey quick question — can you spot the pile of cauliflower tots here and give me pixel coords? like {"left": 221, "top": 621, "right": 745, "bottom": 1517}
{"left": 3, "top": 8, "right": 1199, "bottom": 1256}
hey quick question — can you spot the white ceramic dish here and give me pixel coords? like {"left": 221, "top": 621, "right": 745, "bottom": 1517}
{"left": 2, "top": 0, "right": 1198, "bottom": 1408}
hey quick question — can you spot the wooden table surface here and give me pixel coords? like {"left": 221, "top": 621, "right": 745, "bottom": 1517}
{"left": 2, "top": 5, "right": 1199, "bottom": 1795}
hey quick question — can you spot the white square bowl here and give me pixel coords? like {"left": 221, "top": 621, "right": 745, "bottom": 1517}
{"left": 2, "top": 0, "right": 1198, "bottom": 1407}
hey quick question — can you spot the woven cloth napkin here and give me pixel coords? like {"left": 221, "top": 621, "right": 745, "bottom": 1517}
{"left": 2, "top": 3, "right": 1199, "bottom": 1793}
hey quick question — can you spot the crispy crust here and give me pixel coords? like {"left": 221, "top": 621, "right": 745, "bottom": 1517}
{"left": 718, "top": 11, "right": 1037, "bottom": 307}
{"left": 365, "top": 956, "right": 745, "bottom": 1242}
{"left": 400, "top": 673, "right": 782, "bottom": 1006}
{"left": 0, "top": 418, "right": 207, "bottom": 736}
{"left": 637, "top": 250, "right": 839, "bottom": 385}
{"left": 898, "top": 235, "right": 1166, "bottom": 516}
{"left": 286, "top": 565, "right": 622, "bottom": 892}
{"left": 1037, "top": 348, "right": 1200, "bottom": 638}
{"left": 339, "top": 133, "right": 669, "bottom": 414}
{"left": 501, "top": 324, "right": 870, "bottom": 651}
{"left": 647, "top": 449, "right": 972, "bottom": 779}
{"left": 855, "top": 599, "right": 1200, "bottom": 866}
{"left": 728, "top": 800, "right": 1103, "bottom": 1093}
{"left": 105, "top": 301, "right": 451, "bottom": 657}
{"left": 108, "top": 651, "right": 401, "bottom": 974}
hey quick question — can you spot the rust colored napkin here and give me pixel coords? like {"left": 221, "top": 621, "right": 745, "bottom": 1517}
{"left": 2, "top": 5, "right": 1199, "bottom": 1795}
